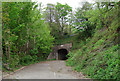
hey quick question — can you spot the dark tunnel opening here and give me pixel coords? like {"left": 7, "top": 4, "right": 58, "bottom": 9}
{"left": 58, "top": 49, "right": 68, "bottom": 60}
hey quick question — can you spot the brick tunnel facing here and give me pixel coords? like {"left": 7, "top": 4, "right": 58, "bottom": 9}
{"left": 58, "top": 49, "right": 68, "bottom": 60}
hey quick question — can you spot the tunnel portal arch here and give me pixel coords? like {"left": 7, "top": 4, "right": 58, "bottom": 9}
{"left": 47, "top": 43, "right": 72, "bottom": 60}
{"left": 58, "top": 49, "right": 68, "bottom": 60}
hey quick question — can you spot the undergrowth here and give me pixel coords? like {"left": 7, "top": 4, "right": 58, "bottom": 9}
{"left": 66, "top": 28, "right": 120, "bottom": 80}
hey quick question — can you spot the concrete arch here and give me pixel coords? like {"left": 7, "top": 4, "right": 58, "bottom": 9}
{"left": 47, "top": 43, "right": 72, "bottom": 60}
{"left": 57, "top": 47, "right": 69, "bottom": 52}
{"left": 58, "top": 49, "right": 68, "bottom": 60}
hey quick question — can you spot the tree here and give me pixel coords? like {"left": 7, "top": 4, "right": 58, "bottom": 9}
{"left": 72, "top": 2, "right": 94, "bottom": 40}
{"left": 2, "top": 2, "right": 54, "bottom": 70}
{"left": 55, "top": 2, "right": 72, "bottom": 36}
{"left": 96, "top": 2, "right": 118, "bottom": 30}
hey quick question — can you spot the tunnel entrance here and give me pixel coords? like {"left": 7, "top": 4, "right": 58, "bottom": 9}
{"left": 58, "top": 49, "right": 68, "bottom": 60}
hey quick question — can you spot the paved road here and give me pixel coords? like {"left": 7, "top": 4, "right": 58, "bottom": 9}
{"left": 3, "top": 60, "right": 86, "bottom": 79}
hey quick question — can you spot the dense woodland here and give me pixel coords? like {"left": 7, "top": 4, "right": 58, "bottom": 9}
{"left": 2, "top": 1, "right": 120, "bottom": 80}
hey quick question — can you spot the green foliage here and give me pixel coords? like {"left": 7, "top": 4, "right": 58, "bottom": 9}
{"left": 72, "top": 2, "right": 96, "bottom": 40}
{"left": 2, "top": 2, "right": 54, "bottom": 71}
{"left": 21, "top": 55, "right": 32, "bottom": 65}
{"left": 66, "top": 2, "right": 119, "bottom": 80}
{"left": 44, "top": 3, "right": 72, "bottom": 39}
{"left": 55, "top": 2, "right": 72, "bottom": 18}
{"left": 67, "top": 32, "right": 119, "bottom": 80}
{"left": 2, "top": 2, "right": 119, "bottom": 80}
{"left": 30, "top": 48, "right": 38, "bottom": 55}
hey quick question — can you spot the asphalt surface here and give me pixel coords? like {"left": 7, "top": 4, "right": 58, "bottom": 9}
{"left": 3, "top": 60, "right": 86, "bottom": 79}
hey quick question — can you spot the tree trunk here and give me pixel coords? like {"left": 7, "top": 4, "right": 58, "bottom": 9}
{"left": 5, "top": 47, "right": 8, "bottom": 59}
{"left": 27, "top": 27, "right": 29, "bottom": 54}
{"left": 8, "top": 44, "right": 10, "bottom": 59}
{"left": 34, "top": 35, "right": 36, "bottom": 48}
{"left": 49, "top": 8, "right": 52, "bottom": 28}
{"left": 3, "top": 23, "right": 8, "bottom": 59}
{"left": 61, "top": 17, "right": 64, "bottom": 36}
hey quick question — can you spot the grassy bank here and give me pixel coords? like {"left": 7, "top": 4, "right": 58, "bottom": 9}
{"left": 66, "top": 27, "right": 119, "bottom": 80}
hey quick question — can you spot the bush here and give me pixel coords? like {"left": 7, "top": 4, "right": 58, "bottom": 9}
{"left": 20, "top": 55, "right": 32, "bottom": 66}
{"left": 66, "top": 27, "right": 119, "bottom": 80}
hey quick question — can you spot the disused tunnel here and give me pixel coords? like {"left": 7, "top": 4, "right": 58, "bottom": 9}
{"left": 58, "top": 49, "right": 68, "bottom": 60}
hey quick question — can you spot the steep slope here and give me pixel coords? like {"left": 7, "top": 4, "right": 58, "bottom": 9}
{"left": 66, "top": 20, "right": 119, "bottom": 80}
